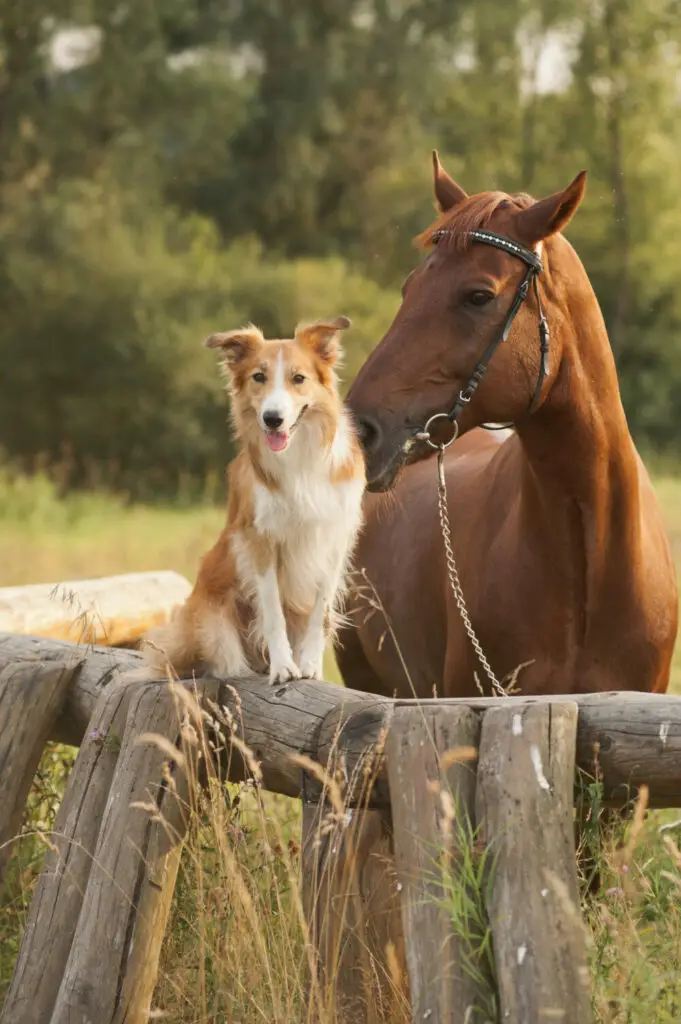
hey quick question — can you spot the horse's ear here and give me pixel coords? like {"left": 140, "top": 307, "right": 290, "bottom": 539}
{"left": 515, "top": 171, "right": 587, "bottom": 244}
{"left": 204, "top": 325, "right": 264, "bottom": 366}
{"left": 432, "top": 150, "right": 468, "bottom": 212}
{"left": 295, "top": 316, "right": 351, "bottom": 364}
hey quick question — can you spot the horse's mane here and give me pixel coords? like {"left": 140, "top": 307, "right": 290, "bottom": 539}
{"left": 414, "top": 191, "right": 535, "bottom": 252}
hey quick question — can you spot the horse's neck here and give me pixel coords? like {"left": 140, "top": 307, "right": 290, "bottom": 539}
{"left": 516, "top": 264, "right": 643, "bottom": 625}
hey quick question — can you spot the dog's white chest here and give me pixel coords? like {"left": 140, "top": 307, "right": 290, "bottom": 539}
{"left": 252, "top": 472, "right": 363, "bottom": 613}
{"left": 253, "top": 474, "right": 362, "bottom": 540}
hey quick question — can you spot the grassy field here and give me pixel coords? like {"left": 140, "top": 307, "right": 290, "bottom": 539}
{"left": 1, "top": 465, "right": 681, "bottom": 1021}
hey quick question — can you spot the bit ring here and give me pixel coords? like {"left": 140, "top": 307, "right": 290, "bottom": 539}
{"left": 416, "top": 414, "right": 459, "bottom": 450}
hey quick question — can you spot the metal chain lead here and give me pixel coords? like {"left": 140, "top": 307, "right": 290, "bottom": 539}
{"left": 436, "top": 447, "right": 507, "bottom": 698}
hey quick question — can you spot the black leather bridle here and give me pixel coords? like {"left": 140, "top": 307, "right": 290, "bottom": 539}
{"left": 418, "top": 228, "right": 550, "bottom": 447}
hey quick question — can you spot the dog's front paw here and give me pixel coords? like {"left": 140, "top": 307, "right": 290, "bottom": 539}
{"left": 268, "top": 656, "right": 302, "bottom": 685}
{"left": 297, "top": 657, "right": 324, "bottom": 680}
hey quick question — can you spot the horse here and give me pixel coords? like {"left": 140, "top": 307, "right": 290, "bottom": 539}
{"left": 336, "top": 152, "right": 678, "bottom": 701}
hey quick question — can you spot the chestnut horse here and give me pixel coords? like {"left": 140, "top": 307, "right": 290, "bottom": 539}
{"left": 336, "top": 153, "right": 677, "bottom": 699}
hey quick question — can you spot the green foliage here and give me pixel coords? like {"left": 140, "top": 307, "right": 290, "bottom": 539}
{"left": 0, "top": 181, "right": 232, "bottom": 495}
{"left": 585, "top": 802, "right": 681, "bottom": 1022}
{"left": 434, "top": 808, "right": 499, "bottom": 1022}
{"left": 0, "top": 463, "right": 119, "bottom": 529}
{"left": 1, "top": 0, "right": 681, "bottom": 489}
{"left": 0, "top": 179, "right": 398, "bottom": 496}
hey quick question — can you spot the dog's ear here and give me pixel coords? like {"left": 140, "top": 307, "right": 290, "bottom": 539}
{"left": 204, "top": 325, "right": 264, "bottom": 366}
{"left": 295, "top": 316, "right": 351, "bottom": 365}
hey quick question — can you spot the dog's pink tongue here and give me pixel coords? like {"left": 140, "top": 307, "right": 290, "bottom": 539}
{"left": 265, "top": 430, "right": 289, "bottom": 452}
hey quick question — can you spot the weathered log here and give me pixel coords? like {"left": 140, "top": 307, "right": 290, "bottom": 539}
{"left": 0, "top": 571, "right": 191, "bottom": 646}
{"left": 47, "top": 679, "right": 215, "bottom": 1024}
{"left": 0, "top": 633, "right": 140, "bottom": 746}
{"left": 199, "top": 683, "right": 681, "bottom": 809}
{"left": 387, "top": 706, "right": 491, "bottom": 1024}
{"left": 1, "top": 683, "right": 132, "bottom": 1024}
{"left": 0, "top": 660, "right": 81, "bottom": 883}
{"left": 3, "top": 634, "right": 681, "bottom": 806}
{"left": 219, "top": 672, "right": 392, "bottom": 799}
{"left": 301, "top": 802, "right": 407, "bottom": 1024}
{"left": 476, "top": 702, "right": 592, "bottom": 1024}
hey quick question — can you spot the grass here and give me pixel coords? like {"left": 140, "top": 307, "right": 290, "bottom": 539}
{"left": 1, "top": 464, "right": 681, "bottom": 1021}
{"left": 0, "top": 466, "right": 225, "bottom": 587}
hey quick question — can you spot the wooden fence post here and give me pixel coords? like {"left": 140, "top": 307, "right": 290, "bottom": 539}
{"left": 1, "top": 682, "right": 131, "bottom": 1024}
{"left": 2, "top": 677, "right": 216, "bottom": 1024}
{"left": 476, "top": 702, "right": 592, "bottom": 1024}
{"left": 0, "top": 660, "right": 81, "bottom": 884}
{"left": 47, "top": 680, "right": 204, "bottom": 1024}
{"left": 386, "top": 705, "right": 492, "bottom": 1024}
{"left": 6, "top": 631, "right": 681, "bottom": 1024}
{"left": 301, "top": 801, "right": 406, "bottom": 1024}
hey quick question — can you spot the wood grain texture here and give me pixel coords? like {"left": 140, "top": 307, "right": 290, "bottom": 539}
{"left": 476, "top": 702, "right": 592, "bottom": 1024}
{"left": 2, "top": 634, "right": 681, "bottom": 806}
{"left": 47, "top": 679, "right": 218, "bottom": 1024}
{"left": 0, "top": 571, "right": 191, "bottom": 646}
{"left": 387, "top": 706, "right": 491, "bottom": 1024}
{"left": 0, "top": 660, "right": 80, "bottom": 882}
{"left": 215, "top": 685, "right": 681, "bottom": 808}
{"left": 0, "top": 633, "right": 140, "bottom": 746}
{"left": 301, "top": 802, "right": 407, "bottom": 1024}
{"left": 1, "top": 683, "right": 132, "bottom": 1024}
{"left": 219, "top": 674, "right": 393, "bottom": 799}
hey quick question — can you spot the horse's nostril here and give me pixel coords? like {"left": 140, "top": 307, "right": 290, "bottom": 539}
{"left": 355, "top": 415, "right": 382, "bottom": 454}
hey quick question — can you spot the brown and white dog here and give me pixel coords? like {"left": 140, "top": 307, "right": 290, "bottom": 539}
{"left": 141, "top": 317, "right": 365, "bottom": 684}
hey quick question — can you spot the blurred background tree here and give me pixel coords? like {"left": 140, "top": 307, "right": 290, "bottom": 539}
{"left": 1, "top": 0, "right": 680, "bottom": 495}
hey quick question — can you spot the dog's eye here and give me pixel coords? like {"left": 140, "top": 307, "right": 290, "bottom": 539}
{"left": 466, "top": 290, "right": 495, "bottom": 307}
{"left": 252, "top": 371, "right": 266, "bottom": 384}
{"left": 292, "top": 373, "right": 305, "bottom": 385}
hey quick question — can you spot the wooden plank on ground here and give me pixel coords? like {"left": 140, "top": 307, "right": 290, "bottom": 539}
{"left": 0, "top": 570, "right": 191, "bottom": 646}
{"left": 476, "top": 702, "right": 592, "bottom": 1024}
{"left": 386, "top": 705, "right": 491, "bottom": 1024}
{"left": 0, "top": 660, "right": 81, "bottom": 883}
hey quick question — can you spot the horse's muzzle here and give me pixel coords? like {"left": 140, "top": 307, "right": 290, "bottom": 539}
{"left": 353, "top": 413, "right": 382, "bottom": 456}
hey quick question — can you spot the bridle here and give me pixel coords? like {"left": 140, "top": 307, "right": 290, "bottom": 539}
{"left": 418, "top": 228, "right": 550, "bottom": 449}
{"left": 416, "top": 228, "right": 550, "bottom": 694}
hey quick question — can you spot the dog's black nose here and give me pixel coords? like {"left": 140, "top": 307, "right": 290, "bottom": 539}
{"left": 354, "top": 414, "right": 382, "bottom": 455}
{"left": 263, "top": 411, "right": 284, "bottom": 430}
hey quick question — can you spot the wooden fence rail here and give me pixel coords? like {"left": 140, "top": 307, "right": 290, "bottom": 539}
{"left": 2, "top": 632, "right": 681, "bottom": 1023}
{"left": 1, "top": 632, "right": 679, "bottom": 805}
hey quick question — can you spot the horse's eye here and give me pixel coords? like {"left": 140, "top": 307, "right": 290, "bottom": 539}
{"left": 292, "top": 373, "right": 305, "bottom": 385}
{"left": 252, "top": 371, "right": 266, "bottom": 383}
{"left": 466, "top": 290, "right": 495, "bottom": 307}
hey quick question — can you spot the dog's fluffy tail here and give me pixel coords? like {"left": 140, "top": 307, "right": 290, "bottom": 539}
{"left": 120, "top": 607, "right": 199, "bottom": 684}
{"left": 120, "top": 601, "right": 251, "bottom": 684}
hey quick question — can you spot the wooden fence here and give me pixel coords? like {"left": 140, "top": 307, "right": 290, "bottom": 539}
{"left": 1, "top": 618, "right": 681, "bottom": 1021}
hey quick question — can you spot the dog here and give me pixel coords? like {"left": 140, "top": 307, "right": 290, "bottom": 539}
{"left": 140, "top": 316, "right": 365, "bottom": 684}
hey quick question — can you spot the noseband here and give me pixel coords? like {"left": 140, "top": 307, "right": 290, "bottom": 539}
{"left": 419, "top": 229, "right": 550, "bottom": 448}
